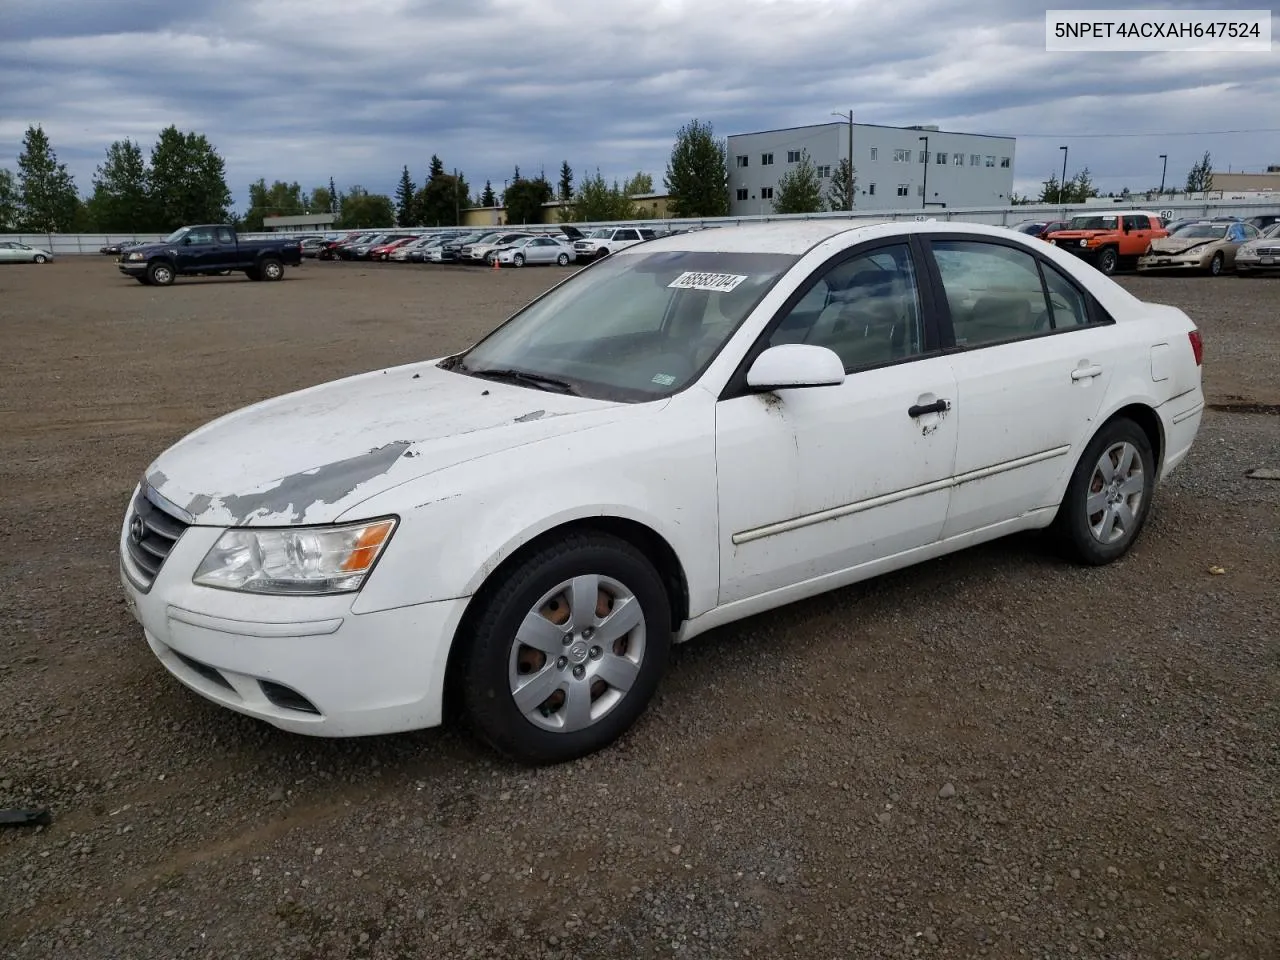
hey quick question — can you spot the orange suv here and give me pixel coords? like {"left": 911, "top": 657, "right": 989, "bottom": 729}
{"left": 1044, "top": 211, "right": 1167, "bottom": 276}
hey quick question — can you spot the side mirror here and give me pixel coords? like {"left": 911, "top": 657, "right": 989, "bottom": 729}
{"left": 181, "top": 236, "right": 193, "bottom": 245}
{"left": 746, "top": 344, "right": 845, "bottom": 391}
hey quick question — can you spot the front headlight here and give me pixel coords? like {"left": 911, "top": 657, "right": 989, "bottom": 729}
{"left": 1238, "top": 243, "right": 1257, "bottom": 255}
{"left": 127, "top": 251, "right": 145, "bottom": 260}
{"left": 193, "top": 518, "right": 397, "bottom": 595}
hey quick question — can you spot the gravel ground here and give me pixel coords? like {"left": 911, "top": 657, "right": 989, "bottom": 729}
{"left": 1, "top": 257, "right": 1277, "bottom": 959}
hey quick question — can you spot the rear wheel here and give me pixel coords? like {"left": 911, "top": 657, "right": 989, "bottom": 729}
{"left": 459, "top": 533, "right": 671, "bottom": 765}
{"left": 1054, "top": 418, "right": 1155, "bottom": 565}
{"left": 1209, "top": 252, "right": 1224, "bottom": 276}
{"left": 260, "top": 258, "right": 284, "bottom": 281}
{"left": 1096, "top": 247, "right": 1119, "bottom": 276}
{"left": 146, "top": 261, "right": 175, "bottom": 286}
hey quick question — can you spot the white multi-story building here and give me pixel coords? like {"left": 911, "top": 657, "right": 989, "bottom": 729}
{"left": 726, "top": 121, "right": 1016, "bottom": 215}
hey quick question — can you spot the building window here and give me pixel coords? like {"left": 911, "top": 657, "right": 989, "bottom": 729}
{"left": 936, "top": 151, "right": 948, "bottom": 165}
{"left": 896, "top": 183, "right": 910, "bottom": 197}
{"left": 953, "top": 153, "right": 964, "bottom": 166}
{"left": 970, "top": 154, "right": 981, "bottom": 165}
{"left": 1000, "top": 156, "right": 1011, "bottom": 168}
{"left": 761, "top": 153, "right": 774, "bottom": 165}
{"left": 919, "top": 150, "right": 929, "bottom": 163}
{"left": 870, "top": 147, "right": 878, "bottom": 161}
{"left": 868, "top": 183, "right": 876, "bottom": 196}
{"left": 893, "top": 148, "right": 910, "bottom": 163}
{"left": 736, "top": 155, "right": 748, "bottom": 168}
{"left": 985, "top": 155, "right": 995, "bottom": 167}
{"left": 816, "top": 164, "right": 831, "bottom": 178}
{"left": 786, "top": 149, "right": 801, "bottom": 163}
{"left": 735, "top": 188, "right": 748, "bottom": 201}
{"left": 761, "top": 186, "right": 774, "bottom": 199}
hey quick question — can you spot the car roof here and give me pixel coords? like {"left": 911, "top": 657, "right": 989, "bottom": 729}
{"left": 629, "top": 220, "right": 879, "bottom": 255}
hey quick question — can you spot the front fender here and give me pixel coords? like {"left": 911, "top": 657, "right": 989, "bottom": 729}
{"left": 344, "top": 392, "right": 720, "bottom": 619}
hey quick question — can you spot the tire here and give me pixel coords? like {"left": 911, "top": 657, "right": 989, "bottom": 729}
{"left": 459, "top": 532, "right": 672, "bottom": 765}
{"left": 557, "top": 252, "right": 570, "bottom": 266}
{"left": 135, "top": 277, "right": 150, "bottom": 285}
{"left": 146, "top": 261, "right": 175, "bottom": 286}
{"left": 1096, "top": 247, "right": 1119, "bottom": 276}
{"left": 596, "top": 247, "right": 610, "bottom": 259}
{"left": 33, "top": 254, "right": 48, "bottom": 264}
{"left": 259, "top": 258, "right": 284, "bottom": 281}
{"left": 1209, "top": 252, "right": 1224, "bottom": 276}
{"left": 512, "top": 253, "right": 525, "bottom": 267}
{"left": 1053, "top": 418, "right": 1156, "bottom": 566}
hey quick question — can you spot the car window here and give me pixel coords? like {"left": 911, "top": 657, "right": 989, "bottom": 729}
{"left": 215, "top": 227, "right": 234, "bottom": 244}
{"left": 617, "top": 229, "right": 640, "bottom": 242}
{"left": 932, "top": 241, "right": 1052, "bottom": 346}
{"left": 767, "top": 244, "right": 925, "bottom": 370}
{"left": 1126, "top": 215, "right": 1150, "bottom": 230}
{"left": 1041, "top": 262, "right": 1089, "bottom": 328}
{"left": 186, "top": 228, "right": 215, "bottom": 244}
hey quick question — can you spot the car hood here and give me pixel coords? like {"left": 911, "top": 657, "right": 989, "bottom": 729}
{"left": 1148, "top": 235, "right": 1225, "bottom": 254}
{"left": 144, "top": 360, "right": 630, "bottom": 527}
{"left": 1048, "top": 230, "right": 1110, "bottom": 240}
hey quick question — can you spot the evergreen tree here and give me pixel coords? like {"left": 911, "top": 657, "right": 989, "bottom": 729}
{"left": 621, "top": 171, "right": 654, "bottom": 196}
{"left": 773, "top": 150, "right": 823, "bottom": 214}
{"left": 394, "top": 165, "right": 417, "bottom": 225}
{"left": 1185, "top": 151, "right": 1214, "bottom": 193}
{"left": 558, "top": 161, "right": 574, "bottom": 201}
{"left": 86, "top": 139, "right": 153, "bottom": 232}
{"left": 328, "top": 176, "right": 338, "bottom": 213}
{"left": 147, "top": 126, "right": 232, "bottom": 228}
{"left": 0, "top": 168, "right": 18, "bottom": 230}
{"left": 481, "top": 179, "right": 496, "bottom": 206}
{"left": 16, "top": 124, "right": 80, "bottom": 232}
{"left": 824, "top": 157, "right": 856, "bottom": 212}
{"left": 503, "top": 174, "right": 553, "bottom": 226}
{"left": 571, "top": 169, "right": 636, "bottom": 222}
{"left": 664, "top": 119, "right": 729, "bottom": 218}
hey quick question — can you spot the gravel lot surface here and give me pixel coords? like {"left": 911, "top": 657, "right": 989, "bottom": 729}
{"left": 1, "top": 256, "right": 1277, "bottom": 959}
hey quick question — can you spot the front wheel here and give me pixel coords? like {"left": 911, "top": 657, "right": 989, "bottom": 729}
{"left": 33, "top": 254, "right": 48, "bottom": 264}
{"left": 459, "top": 533, "right": 671, "bottom": 765}
{"left": 1096, "top": 247, "right": 1119, "bottom": 276}
{"left": 1209, "top": 252, "right": 1224, "bottom": 276}
{"left": 146, "top": 261, "right": 175, "bottom": 286}
{"left": 596, "top": 247, "right": 610, "bottom": 259}
{"left": 512, "top": 253, "right": 525, "bottom": 267}
{"left": 1053, "top": 418, "right": 1155, "bottom": 565}
{"left": 556, "top": 252, "right": 570, "bottom": 266}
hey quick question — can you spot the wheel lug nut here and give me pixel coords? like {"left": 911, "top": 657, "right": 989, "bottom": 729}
{"left": 556, "top": 656, "right": 568, "bottom": 669}
{"left": 582, "top": 627, "right": 594, "bottom": 639}
{"left": 562, "top": 634, "right": 572, "bottom": 645}
{"left": 572, "top": 665, "right": 585, "bottom": 680}
{"left": 589, "top": 646, "right": 602, "bottom": 660}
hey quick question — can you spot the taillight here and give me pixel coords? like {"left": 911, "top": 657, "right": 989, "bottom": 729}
{"left": 1188, "top": 330, "right": 1203, "bottom": 366}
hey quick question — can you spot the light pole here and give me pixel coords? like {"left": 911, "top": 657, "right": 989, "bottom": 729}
{"left": 919, "top": 135, "right": 929, "bottom": 209}
{"left": 831, "top": 109, "right": 854, "bottom": 211}
{"left": 1158, "top": 154, "right": 1168, "bottom": 196}
{"left": 1059, "top": 145, "right": 1069, "bottom": 205}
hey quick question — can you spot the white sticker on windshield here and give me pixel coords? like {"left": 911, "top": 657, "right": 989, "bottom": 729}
{"left": 651, "top": 373, "right": 676, "bottom": 386}
{"left": 667, "top": 271, "right": 748, "bottom": 293}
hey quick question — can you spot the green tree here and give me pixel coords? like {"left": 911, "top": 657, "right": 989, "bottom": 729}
{"left": 337, "top": 185, "right": 395, "bottom": 228}
{"left": 86, "top": 139, "right": 154, "bottom": 232}
{"left": 1037, "top": 173, "right": 1062, "bottom": 204}
{"left": 1185, "top": 151, "right": 1214, "bottom": 193}
{"left": 558, "top": 161, "right": 574, "bottom": 201}
{"left": 773, "top": 149, "right": 823, "bottom": 214}
{"left": 240, "top": 179, "right": 306, "bottom": 231}
{"left": 328, "top": 176, "right": 338, "bottom": 213}
{"left": 664, "top": 118, "right": 729, "bottom": 218}
{"left": 824, "top": 157, "right": 856, "bottom": 212}
{"left": 148, "top": 126, "right": 232, "bottom": 228}
{"left": 480, "top": 180, "right": 496, "bottom": 206}
{"left": 503, "top": 174, "right": 553, "bottom": 226}
{"left": 394, "top": 165, "right": 417, "bottom": 225}
{"left": 622, "top": 171, "right": 653, "bottom": 196}
{"left": 415, "top": 160, "right": 469, "bottom": 226}
{"left": 309, "top": 185, "right": 334, "bottom": 215}
{"left": 1065, "top": 166, "right": 1098, "bottom": 203}
{"left": 16, "top": 124, "right": 80, "bottom": 232}
{"left": 569, "top": 169, "right": 636, "bottom": 222}
{"left": 0, "top": 168, "right": 22, "bottom": 230}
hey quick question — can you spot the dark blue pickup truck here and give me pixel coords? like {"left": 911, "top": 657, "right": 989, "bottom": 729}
{"left": 117, "top": 225, "right": 303, "bottom": 286}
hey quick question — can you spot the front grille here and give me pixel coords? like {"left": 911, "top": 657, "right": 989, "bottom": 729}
{"left": 124, "top": 487, "right": 189, "bottom": 590}
{"left": 1256, "top": 246, "right": 1279, "bottom": 256}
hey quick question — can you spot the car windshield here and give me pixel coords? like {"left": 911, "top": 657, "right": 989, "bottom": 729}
{"left": 161, "top": 227, "right": 191, "bottom": 243}
{"left": 450, "top": 250, "right": 798, "bottom": 402}
{"left": 1173, "top": 223, "right": 1227, "bottom": 239}
{"left": 1067, "top": 216, "right": 1117, "bottom": 230}
{"left": 1261, "top": 223, "right": 1280, "bottom": 239}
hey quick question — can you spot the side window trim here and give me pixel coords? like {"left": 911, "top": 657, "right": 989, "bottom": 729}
{"left": 718, "top": 236, "right": 943, "bottom": 401}
{"left": 920, "top": 234, "right": 1113, "bottom": 352}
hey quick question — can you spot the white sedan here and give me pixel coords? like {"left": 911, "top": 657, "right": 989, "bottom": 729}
{"left": 0, "top": 241, "right": 54, "bottom": 263}
{"left": 120, "top": 221, "right": 1205, "bottom": 765}
{"left": 494, "top": 235, "right": 574, "bottom": 267}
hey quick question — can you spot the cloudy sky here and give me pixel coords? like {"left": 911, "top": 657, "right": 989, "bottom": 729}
{"left": 1, "top": 0, "right": 1275, "bottom": 211}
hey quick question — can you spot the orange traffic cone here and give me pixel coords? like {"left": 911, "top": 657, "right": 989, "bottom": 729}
{"left": 492, "top": 256, "right": 500, "bottom": 270}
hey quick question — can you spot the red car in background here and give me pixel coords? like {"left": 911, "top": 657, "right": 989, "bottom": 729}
{"left": 316, "top": 232, "right": 370, "bottom": 260}
{"left": 370, "top": 236, "right": 420, "bottom": 261}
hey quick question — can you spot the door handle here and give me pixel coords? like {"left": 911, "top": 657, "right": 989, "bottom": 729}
{"left": 1071, "top": 364, "right": 1103, "bottom": 381}
{"left": 908, "top": 399, "right": 950, "bottom": 418}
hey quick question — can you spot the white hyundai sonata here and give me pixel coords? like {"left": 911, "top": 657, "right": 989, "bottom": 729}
{"left": 120, "top": 220, "right": 1205, "bottom": 764}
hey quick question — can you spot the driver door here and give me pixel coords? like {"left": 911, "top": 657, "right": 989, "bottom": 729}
{"left": 714, "top": 241, "right": 958, "bottom": 605}
{"left": 175, "top": 227, "right": 216, "bottom": 271}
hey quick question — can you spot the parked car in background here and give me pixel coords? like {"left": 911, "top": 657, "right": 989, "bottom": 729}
{"left": 1234, "top": 221, "right": 1280, "bottom": 276}
{"left": 317, "top": 233, "right": 367, "bottom": 260}
{"left": 441, "top": 231, "right": 495, "bottom": 262}
{"left": 341, "top": 234, "right": 400, "bottom": 260}
{"left": 493, "top": 235, "right": 575, "bottom": 267}
{"left": 371, "top": 236, "right": 420, "bottom": 261}
{"left": 100, "top": 240, "right": 143, "bottom": 256}
{"left": 1044, "top": 211, "right": 1167, "bottom": 275}
{"left": 568, "top": 226, "right": 658, "bottom": 262}
{"left": 116, "top": 224, "right": 302, "bottom": 285}
{"left": 298, "top": 237, "right": 329, "bottom": 258}
{"left": 0, "top": 241, "right": 54, "bottom": 263}
{"left": 388, "top": 237, "right": 433, "bottom": 262}
{"left": 119, "top": 220, "right": 1205, "bottom": 764}
{"left": 1245, "top": 214, "right": 1280, "bottom": 232}
{"left": 1011, "top": 219, "right": 1069, "bottom": 240}
{"left": 1137, "top": 220, "right": 1261, "bottom": 276}
{"left": 465, "top": 232, "right": 536, "bottom": 264}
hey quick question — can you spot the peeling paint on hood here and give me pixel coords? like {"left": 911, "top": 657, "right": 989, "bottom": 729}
{"left": 145, "top": 360, "right": 625, "bottom": 526}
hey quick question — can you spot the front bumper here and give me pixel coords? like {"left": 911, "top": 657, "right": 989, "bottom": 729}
{"left": 1235, "top": 253, "right": 1280, "bottom": 271}
{"left": 119, "top": 512, "right": 469, "bottom": 737}
{"left": 117, "top": 259, "right": 146, "bottom": 274}
{"left": 1136, "top": 254, "right": 1208, "bottom": 272}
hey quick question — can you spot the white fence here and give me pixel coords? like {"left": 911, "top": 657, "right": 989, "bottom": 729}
{"left": 5, "top": 197, "right": 1278, "bottom": 254}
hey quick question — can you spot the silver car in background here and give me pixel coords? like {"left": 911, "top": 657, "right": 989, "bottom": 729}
{"left": 0, "top": 241, "right": 54, "bottom": 263}
{"left": 493, "top": 235, "right": 574, "bottom": 267}
{"left": 1234, "top": 222, "right": 1280, "bottom": 276}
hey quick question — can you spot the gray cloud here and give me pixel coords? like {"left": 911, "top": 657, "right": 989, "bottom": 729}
{"left": 0, "top": 0, "right": 1275, "bottom": 208}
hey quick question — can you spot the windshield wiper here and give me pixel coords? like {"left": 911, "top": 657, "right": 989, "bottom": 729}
{"left": 462, "top": 366, "right": 578, "bottom": 395}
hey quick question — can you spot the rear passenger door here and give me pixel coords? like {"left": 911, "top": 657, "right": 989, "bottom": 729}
{"left": 208, "top": 226, "right": 238, "bottom": 270}
{"left": 923, "top": 236, "right": 1123, "bottom": 537}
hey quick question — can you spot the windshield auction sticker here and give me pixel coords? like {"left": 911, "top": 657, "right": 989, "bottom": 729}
{"left": 668, "top": 271, "right": 748, "bottom": 292}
